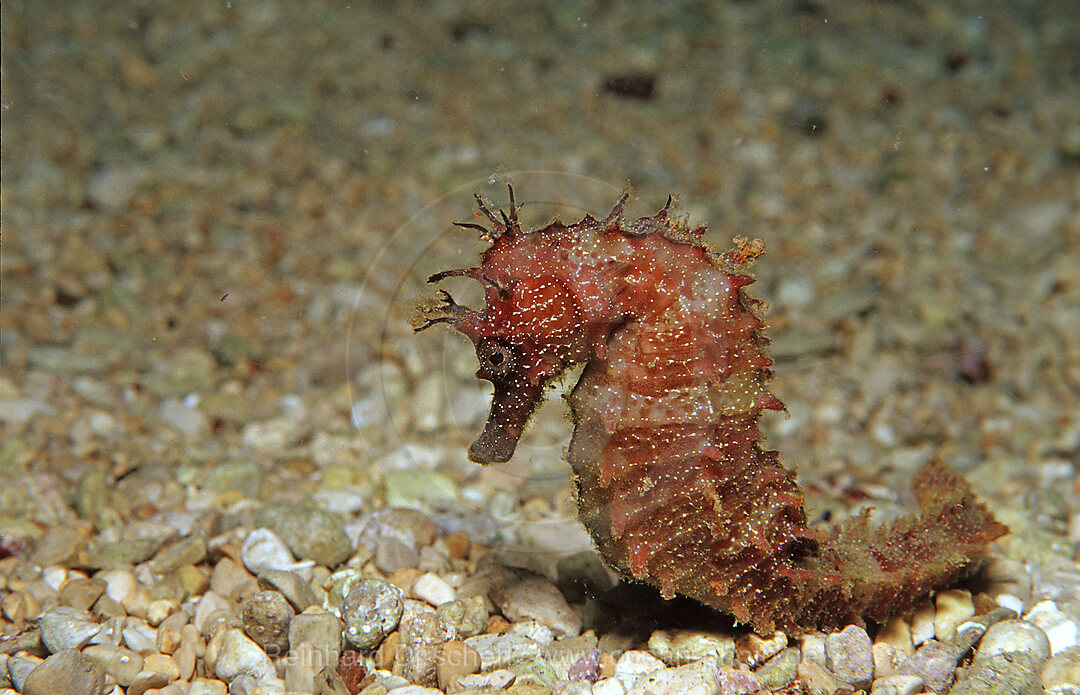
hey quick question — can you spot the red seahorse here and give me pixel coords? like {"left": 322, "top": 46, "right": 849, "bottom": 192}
{"left": 414, "top": 187, "right": 1006, "bottom": 632}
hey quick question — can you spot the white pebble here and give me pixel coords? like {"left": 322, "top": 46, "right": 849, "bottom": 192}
{"left": 214, "top": 628, "right": 276, "bottom": 683}
{"left": 593, "top": 677, "right": 627, "bottom": 695}
{"left": 188, "top": 678, "right": 228, "bottom": 695}
{"left": 614, "top": 650, "right": 665, "bottom": 688}
{"left": 193, "top": 591, "right": 232, "bottom": 635}
{"left": 977, "top": 619, "right": 1052, "bottom": 665}
{"left": 1025, "top": 600, "right": 1080, "bottom": 654}
{"left": 507, "top": 619, "right": 555, "bottom": 646}
{"left": 97, "top": 569, "right": 137, "bottom": 604}
{"left": 869, "top": 673, "right": 923, "bottom": 695}
{"left": 147, "top": 599, "right": 177, "bottom": 626}
{"left": 42, "top": 566, "right": 68, "bottom": 592}
{"left": 934, "top": 589, "right": 974, "bottom": 642}
{"left": 411, "top": 572, "right": 456, "bottom": 607}
{"left": 240, "top": 528, "right": 314, "bottom": 575}
{"left": 910, "top": 600, "right": 936, "bottom": 645}
{"left": 995, "top": 593, "right": 1025, "bottom": 615}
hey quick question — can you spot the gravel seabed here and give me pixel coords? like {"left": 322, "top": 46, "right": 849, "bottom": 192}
{"left": 2, "top": 2, "right": 1079, "bottom": 694}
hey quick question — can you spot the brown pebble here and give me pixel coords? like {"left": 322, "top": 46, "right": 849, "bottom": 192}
{"left": 598, "top": 650, "right": 617, "bottom": 678}
{"left": 445, "top": 531, "right": 470, "bottom": 561}
{"left": 375, "top": 630, "right": 400, "bottom": 671}
{"left": 22, "top": 649, "right": 105, "bottom": 695}
{"left": 486, "top": 615, "right": 511, "bottom": 634}
{"left": 437, "top": 640, "right": 482, "bottom": 691}
{"left": 58, "top": 577, "right": 107, "bottom": 611}
{"left": 388, "top": 568, "right": 425, "bottom": 594}
{"left": 335, "top": 650, "right": 367, "bottom": 693}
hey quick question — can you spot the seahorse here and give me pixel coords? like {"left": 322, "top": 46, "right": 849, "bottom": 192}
{"left": 413, "top": 187, "right": 1006, "bottom": 632}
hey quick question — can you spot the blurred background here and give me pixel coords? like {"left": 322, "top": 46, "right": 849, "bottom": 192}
{"left": 2, "top": 0, "right": 1078, "bottom": 586}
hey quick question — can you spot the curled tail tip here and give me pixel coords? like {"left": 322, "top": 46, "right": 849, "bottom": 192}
{"left": 912, "top": 459, "right": 1009, "bottom": 544}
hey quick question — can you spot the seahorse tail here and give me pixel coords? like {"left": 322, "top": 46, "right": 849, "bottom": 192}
{"left": 787, "top": 459, "right": 1007, "bottom": 629}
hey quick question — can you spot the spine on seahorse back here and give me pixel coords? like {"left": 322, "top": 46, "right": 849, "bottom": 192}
{"left": 415, "top": 188, "right": 1006, "bottom": 633}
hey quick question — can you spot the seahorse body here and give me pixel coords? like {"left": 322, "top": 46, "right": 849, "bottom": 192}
{"left": 415, "top": 189, "right": 1006, "bottom": 632}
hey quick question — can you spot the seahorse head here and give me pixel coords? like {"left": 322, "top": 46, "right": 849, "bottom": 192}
{"left": 414, "top": 189, "right": 594, "bottom": 464}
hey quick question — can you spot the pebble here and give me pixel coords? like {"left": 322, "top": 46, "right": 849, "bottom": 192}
{"left": 824, "top": 624, "right": 874, "bottom": 687}
{"left": 593, "top": 677, "right": 627, "bottom": 695}
{"left": 934, "top": 589, "right": 975, "bottom": 642}
{"left": 436, "top": 640, "right": 482, "bottom": 691}
{"left": 508, "top": 657, "right": 556, "bottom": 688}
{"left": 128, "top": 671, "right": 169, "bottom": 695}
{"left": 324, "top": 568, "right": 367, "bottom": 611}
{"left": 143, "top": 653, "right": 181, "bottom": 682}
{"left": 288, "top": 610, "right": 345, "bottom": 664}
{"left": 948, "top": 652, "right": 1042, "bottom": 695}
{"left": 977, "top": 619, "right": 1052, "bottom": 665}
{"left": 22, "top": 649, "right": 106, "bottom": 695}
{"left": 149, "top": 532, "right": 207, "bottom": 574}
{"left": 158, "top": 396, "right": 209, "bottom": 437}
{"left": 411, "top": 572, "right": 456, "bottom": 607}
{"left": 83, "top": 644, "right": 144, "bottom": 686}
{"left": 754, "top": 646, "right": 799, "bottom": 690}
{"left": 735, "top": 631, "right": 786, "bottom": 668}
{"left": 614, "top": 650, "right": 666, "bottom": 688}
{"left": 800, "top": 632, "right": 827, "bottom": 666}
{"left": 213, "top": 628, "right": 276, "bottom": 684}
{"left": 797, "top": 658, "right": 849, "bottom": 695}
{"left": 1042, "top": 646, "right": 1080, "bottom": 695}
{"left": 6, "top": 654, "right": 42, "bottom": 692}
{"left": 240, "top": 528, "right": 314, "bottom": 575}
{"left": 628, "top": 656, "right": 726, "bottom": 695}
{"left": 557, "top": 680, "right": 596, "bottom": 695}
{"left": 283, "top": 641, "right": 320, "bottom": 692}
{"left": 361, "top": 504, "right": 438, "bottom": 552}
{"left": 210, "top": 558, "right": 259, "bottom": 601}
{"left": 649, "top": 629, "right": 736, "bottom": 667}
{"left": 869, "top": 674, "right": 924, "bottom": 695}
{"left": 39, "top": 606, "right": 101, "bottom": 652}
{"left": 122, "top": 621, "right": 159, "bottom": 654}
{"left": 494, "top": 576, "right": 582, "bottom": 638}
{"left": 146, "top": 599, "right": 178, "bottom": 626}
{"left": 255, "top": 503, "right": 352, "bottom": 567}
{"left": 175, "top": 636, "right": 197, "bottom": 680}
{"left": 257, "top": 569, "right": 319, "bottom": 612}
{"left": 0, "top": 396, "right": 53, "bottom": 426}
{"left": 398, "top": 612, "right": 454, "bottom": 686}
{"left": 508, "top": 619, "right": 555, "bottom": 646}
{"left": 719, "top": 668, "right": 763, "bottom": 695}
{"left": 193, "top": 591, "right": 233, "bottom": 635}
{"left": 340, "top": 577, "right": 404, "bottom": 650}
{"left": 241, "top": 590, "right": 294, "bottom": 655}
{"left": 951, "top": 607, "right": 1017, "bottom": 655}
{"left": 566, "top": 648, "right": 603, "bottom": 682}
{"left": 188, "top": 679, "right": 228, "bottom": 695}
{"left": 58, "top": 577, "right": 107, "bottom": 611}
{"left": 997, "top": 593, "right": 1027, "bottom": 615}
{"left": 435, "top": 595, "right": 489, "bottom": 639}
{"left": 910, "top": 600, "right": 937, "bottom": 646}
{"left": 895, "top": 640, "right": 961, "bottom": 693}
{"left": 876, "top": 616, "right": 915, "bottom": 656}
{"left": 1025, "top": 600, "right": 1080, "bottom": 654}
{"left": 374, "top": 538, "right": 420, "bottom": 574}
{"left": 463, "top": 633, "right": 542, "bottom": 670}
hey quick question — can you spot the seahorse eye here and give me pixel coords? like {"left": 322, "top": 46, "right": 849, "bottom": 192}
{"left": 477, "top": 339, "right": 515, "bottom": 378}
